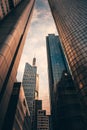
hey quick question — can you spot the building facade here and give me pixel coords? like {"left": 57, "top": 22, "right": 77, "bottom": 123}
{"left": 46, "top": 34, "right": 87, "bottom": 129}
{"left": 46, "top": 34, "right": 68, "bottom": 93}
{"left": 37, "top": 110, "right": 49, "bottom": 130}
{"left": 22, "top": 58, "right": 39, "bottom": 117}
{"left": 0, "top": 0, "right": 25, "bottom": 20}
{"left": 0, "top": 0, "right": 10, "bottom": 20}
{"left": 32, "top": 100, "right": 42, "bottom": 130}
{"left": 56, "top": 71, "right": 86, "bottom": 130}
{"left": 2, "top": 82, "right": 31, "bottom": 130}
{"left": 48, "top": 0, "right": 87, "bottom": 107}
{"left": 46, "top": 34, "right": 68, "bottom": 129}
{"left": 0, "top": 0, "right": 35, "bottom": 129}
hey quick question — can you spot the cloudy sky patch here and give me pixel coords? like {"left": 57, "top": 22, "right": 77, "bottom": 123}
{"left": 17, "top": 0, "right": 58, "bottom": 114}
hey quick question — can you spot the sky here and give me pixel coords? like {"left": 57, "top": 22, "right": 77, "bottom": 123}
{"left": 17, "top": 0, "right": 58, "bottom": 114}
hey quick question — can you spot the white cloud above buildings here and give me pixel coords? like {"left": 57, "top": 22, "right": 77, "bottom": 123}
{"left": 17, "top": 0, "right": 58, "bottom": 114}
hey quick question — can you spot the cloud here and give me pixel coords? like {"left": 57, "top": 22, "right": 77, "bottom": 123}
{"left": 17, "top": 0, "right": 58, "bottom": 114}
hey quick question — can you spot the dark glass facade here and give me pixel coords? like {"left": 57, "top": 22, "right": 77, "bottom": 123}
{"left": 32, "top": 100, "right": 42, "bottom": 130}
{"left": 46, "top": 34, "right": 68, "bottom": 109}
{"left": 56, "top": 71, "right": 86, "bottom": 130}
{"left": 46, "top": 34, "right": 68, "bottom": 130}
{"left": 48, "top": 0, "right": 87, "bottom": 106}
{"left": 46, "top": 34, "right": 87, "bottom": 129}
{"left": 0, "top": 0, "right": 35, "bottom": 129}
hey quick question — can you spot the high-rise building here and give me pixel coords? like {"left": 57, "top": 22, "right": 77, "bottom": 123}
{"left": 46, "top": 34, "right": 68, "bottom": 130}
{"left": 46, "top": 34, "right": 86, "bottom": 129}
{"left": 2, "top": 82, "right": 31, "bottom": 130}
{"left": 0, "top": 0, "right": 35, "bottom": 129}
{"left": 37, "top": 110, "right": 49, "bottom": 130}
{"left": 48, "top": 0, "right": 87, "bottom": 106}
{"left": 46, "top": 34, "right": 68, "bottom": 91}
{"left": 46, "top": 34, "right": 68, "bottom": 120}
{"left": 22, "top": 58, "right": 39, "bottom": 117}
{"left": 32, "top": 100, "right": 42, "bottom": 130}
{"left": 56, "top": 71, "right": 86, "bottom": 130}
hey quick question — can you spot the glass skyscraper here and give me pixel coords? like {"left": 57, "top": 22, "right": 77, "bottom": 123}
{"left": 46, "top": 34, "right": 86, "bottom": 130}
{"left": 46, "top": 34, "right": 68, "bottom": 129}
{"left": 48, "top": 0, "right": 87, "bottom": 107}
{"left": 22, "top": 58, "right": 39, "bottom": 118}
{"left": 46, "top": 34, "right": 68, "bottom": 105}
{"left": 0, "top": 0, "right": 35, "bottom": 129}
{"left": 56, "top": 71, "right": 86, "bottom": 130}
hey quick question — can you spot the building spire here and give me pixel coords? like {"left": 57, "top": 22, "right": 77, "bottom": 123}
{"left": 33, "top": 57, "right": 36, "bottom": 66}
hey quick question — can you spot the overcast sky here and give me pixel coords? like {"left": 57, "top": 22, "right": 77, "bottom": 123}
{"left": 17, "top": 0, "right": 58, "bottom": 114}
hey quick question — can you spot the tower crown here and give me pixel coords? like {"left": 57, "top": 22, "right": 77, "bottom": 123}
{"left": 33, "top": 57, "right": 36, "bottom": 66}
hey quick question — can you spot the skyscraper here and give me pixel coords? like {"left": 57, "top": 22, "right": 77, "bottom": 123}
{"left": 48, "top": 0, "right": 87, "bottom": 106}
{"left": 37, "top": 110, "right": 49, "bottom": 130}
{"left": 46, "top": 34, "right": 68, "bottom": 129}
{"left": 22, "top": 58, "right": 39, "bottom": 117}
{"left": 46, "top": 34, "right": 87, "bottom": 129}
{"left": 32, "top": 100, "right": 42, "bottom": 130}
{"left": 56, "top": 71, "right": 86, "bottom": 130}
{"left": 46, "top": 34, "right": 68, "bottom": 109}
{"left": 0, "top": 0, "right": 35, "bottom": 129}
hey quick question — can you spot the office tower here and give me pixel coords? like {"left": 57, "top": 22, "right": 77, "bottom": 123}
{"left": 46, "top": 34, "right": 86, "bottom": 130}
{"left": 2, "top": 82, "right": 31, "bottom": 130}
{"left": 37, "top": 110, "right": 49, "bottom": 130}
{"left": 56, "top": 71, "right": 86, "bottom": 130}
{"left": 46, "top": 34, "right": 68, "bottom": 96}
{"left": 32, "top": 100, "right": 42, "bottom": 130}
{"left": 46, "top": 34, "right": 68, "bottom": 125}
{"left": 0, "top": 0, "right": 35, "bottom": 129}
{"left": 22, "top": 58, "right": 39, "bottom": 117}
{"left": 48, "top": 0, "right": 87, "bottom": 105}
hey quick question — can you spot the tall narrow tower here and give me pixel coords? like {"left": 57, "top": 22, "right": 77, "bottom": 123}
{"left": 46, "top": 34, "right": 68, "bottom": 129}
{"left": 22, "top": 58, "right": 39, "bottom": 118}
{"left": 0, "top": 0, "right": 35, "bottom": 129}
{"left": 46, "top": 34, "right": 68, "bottom": 111}
{"left": 33, "top": 57, "right": 36, "bottom": 66}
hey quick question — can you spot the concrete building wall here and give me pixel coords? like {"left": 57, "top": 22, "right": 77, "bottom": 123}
{"left": 2, "top": 82, "right": 31, "bottom": 130}
{"left": 0, "top": 0, "right": 35, "bottom": 129}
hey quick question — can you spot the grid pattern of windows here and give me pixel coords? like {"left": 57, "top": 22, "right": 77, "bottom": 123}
{"left": 46, "top": 34, "right": 68, "bottom": 115}
{"left": 37, "top": 110, "right": 49, "bottom": 130}
{"left": 48, "top": 0, "right": 87, "bottom": 98}
{"left": 13, "top": 86, "right": 30, "bottom": 130}
{"left": 22, "top": 63, "right": 37, "bottom": 117}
